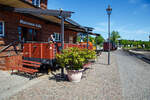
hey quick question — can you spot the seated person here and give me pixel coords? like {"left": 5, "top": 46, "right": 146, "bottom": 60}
{"left": 48, "top": 34, "right": 55, "bottom": 43}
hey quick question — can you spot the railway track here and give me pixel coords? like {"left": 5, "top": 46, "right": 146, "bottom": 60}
{"left": 124, "top": 49, "right": 150, "bottom": 64}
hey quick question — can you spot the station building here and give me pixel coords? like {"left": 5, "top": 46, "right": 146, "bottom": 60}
{"left": 0, "top": 0, "right": 88, "bottom": 45}
{"left": 0, "top": 0, "right": 95, "bottom": 69}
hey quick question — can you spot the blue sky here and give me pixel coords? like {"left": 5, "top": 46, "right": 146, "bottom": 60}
{"left": 47, "top": 0, "right": 150, "bottom": 41}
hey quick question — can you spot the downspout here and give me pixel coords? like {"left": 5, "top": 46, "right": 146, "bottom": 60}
{"left": 86, "top": 28, "right": 89, "bottom": 49}
{"left": 96, "top": 35, "right": 98, "bottom": 50}
{"left": 60, "top": 9, "right": 65, "bottom": 78}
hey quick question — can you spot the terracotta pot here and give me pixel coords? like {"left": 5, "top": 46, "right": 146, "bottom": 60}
{"left": 67, "top": 69, "right": 84, "bottom": 82}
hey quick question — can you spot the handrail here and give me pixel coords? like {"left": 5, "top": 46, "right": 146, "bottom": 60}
{"left": 0, "top": 40, "right": 23, "bottom": 54}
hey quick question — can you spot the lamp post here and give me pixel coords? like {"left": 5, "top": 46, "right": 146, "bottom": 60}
{"left": 149, "top": 34, "right": 150, "bottom": 42}
{"left": 106, "top": 5, "right": 112, "bottom": 65}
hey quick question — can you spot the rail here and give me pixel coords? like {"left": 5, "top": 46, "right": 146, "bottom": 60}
{"left": 0, "top": 40, "right": 23, "bottom": 54}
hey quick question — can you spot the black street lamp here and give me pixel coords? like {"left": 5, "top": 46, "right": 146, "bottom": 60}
{"left": 106, "top": 5, "right": 112, "bottom": 65}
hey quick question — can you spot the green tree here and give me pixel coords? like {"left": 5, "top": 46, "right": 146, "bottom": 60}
{"left": 89, "top": 36, "right": 95, "bottom": 44}
{"left": 120, "top": 39, "right": 128, "bottom": 47}
{"left": 83, "top": 36, "right": 95, "bottom": 43}
{"left": 95, "top": 35, "right": 104, "bottom": 45}
{"left": 110, "top": 31, "right": 121, "bottom": 44}
{"left": 76, "top": 34, "right": 104, "bottom": 46}
{"left": 77, "top": 36, "right": 81, "bottom": 42}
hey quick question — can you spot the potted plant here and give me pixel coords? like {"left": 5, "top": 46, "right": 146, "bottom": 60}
{"left": 56, "top": 47, "right": 96, "bottom": 82}
{"left": 56, "top": 47, "right": 86, "bottom": 82}
{"left": 81, "top": 49, "right": 97, "bottom": 63}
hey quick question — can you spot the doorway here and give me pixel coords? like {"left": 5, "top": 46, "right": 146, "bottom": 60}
{"left": 18, "top": 26, "right": 38, "bottom": 42}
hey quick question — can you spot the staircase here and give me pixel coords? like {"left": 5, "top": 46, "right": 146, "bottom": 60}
{"left": 0, "top": 39, "right": 22, "bottom": 70}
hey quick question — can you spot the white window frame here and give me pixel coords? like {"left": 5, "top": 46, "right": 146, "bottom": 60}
{"left": 54, "top": 33, "right": 61, "bottom": 42}
{"left": 32, "top": 0, "right": 41, "bottom": 7}
{"left": 36, "top": 0, "right": 41, "bottom": 7}
{"left": 0, "top": 21, "right": 5, "bottom": 37}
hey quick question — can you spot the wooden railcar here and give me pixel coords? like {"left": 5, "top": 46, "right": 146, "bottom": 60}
{"left": 23, "top": 42, "right": 93, "bottom": 66}
{"left": 103, "top": 42, "right": 117, "bottom": 51}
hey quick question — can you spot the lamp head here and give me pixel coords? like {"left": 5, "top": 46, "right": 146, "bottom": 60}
{"left": 106, "top": 5, "right": 112, "bottom": 15}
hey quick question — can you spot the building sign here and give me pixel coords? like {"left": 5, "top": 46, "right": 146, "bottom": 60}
{"left": 20, "top": 20, "right": 42, "bottom": 28}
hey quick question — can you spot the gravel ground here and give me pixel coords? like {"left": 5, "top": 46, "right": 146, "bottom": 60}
{"left": 0, "top": 71, "right": 49, "bottom": 100}
{"left": 6, "top": 52, "right": 122, "bottom": 100}
{"left": 0, "top": 71, "right": 29, "bottom": 100}
{"left": 116, "top": 50, "right": 150, "bottom": 100}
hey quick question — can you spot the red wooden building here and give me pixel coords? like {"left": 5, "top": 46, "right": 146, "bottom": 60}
{"left": 0, "top": 0, "right": 97, "bottom": 71}
{"left": 0, "top": 0, "right": 84, "bottom": 45}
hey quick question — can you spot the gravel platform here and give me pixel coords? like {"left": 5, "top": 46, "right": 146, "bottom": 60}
{"left": 5, "top": 52, "right": 122, "bottom": 100}
{"left": 116, "top": 50, "right": 150, "bottom": 100}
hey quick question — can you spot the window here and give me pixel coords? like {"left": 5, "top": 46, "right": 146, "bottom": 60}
{"left": 33, "top": 29, "right": 37, "bottom": 41}
{"left": 18, "top": 27, "right": 22, "bottom": 41}
{"left": 0, "top": 21, "right": 4, "bottom": 37}
{"left": 32, "top": 0, "right": 35, "bottom": 5}
{"left": 32, "top": 0, "right": 41, "bottom": 7}
{"left": 42, "top": 0, "right": 46, "bottom": 3}
{"left": 54, "top": 33, "right": 61, "bottom": 42}
{"left": 28, "top": 29, "right": 33, "bottom": 41}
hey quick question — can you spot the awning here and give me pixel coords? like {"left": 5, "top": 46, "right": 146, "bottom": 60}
{"left": 0, "top": 0, "right": 93, "bottom": 33}
{"left": 14, "top": 8, "right": 74, "bottom": 18}
{"left": 88, "top": 33, "right": 100, "bottom": 36}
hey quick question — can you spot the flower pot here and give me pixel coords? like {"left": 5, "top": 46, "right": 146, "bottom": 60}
{"left": 67, "top": 69, "right": 84, "bottom": 82}
{"left": 88, "top": 59, "right": 96, "bottom": 63}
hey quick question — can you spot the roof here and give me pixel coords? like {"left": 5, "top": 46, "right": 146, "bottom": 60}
{"left": 0, "top": 0, "right": 94, "bottom": 33}
{"left": 0, "top": 0, "right": 37, "bottom": 8}
{"left": 88, "top": 33, "right": 100, "bottom": 36}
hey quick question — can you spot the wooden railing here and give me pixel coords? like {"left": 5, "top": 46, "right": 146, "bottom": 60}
{"left": 23, "top": 42, "right": 93, "bottom": 60}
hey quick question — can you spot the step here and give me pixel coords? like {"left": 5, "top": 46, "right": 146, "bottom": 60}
{"left": 0, "top": 38, "right": 5, "bottom": 45}
{"left": 0, "top": 64, "right": 7, "bottom": 70}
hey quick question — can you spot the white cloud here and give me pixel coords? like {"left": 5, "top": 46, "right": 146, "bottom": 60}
{"left": 129, "top": 0, "right": 138, "bottom": 4}
{"left": 94, "top": 22, "right": 114, "bottom": 35}
{"left": 141, "top": 4, "right": 150, "bottom": 9}
{"left": 93, "top": 22, "right": 149, "bottom": 41}
{"left": 96, "top": 22, "right": 114, "bottom": 27}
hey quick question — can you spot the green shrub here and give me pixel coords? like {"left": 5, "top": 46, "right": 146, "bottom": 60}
{"left": 56, "top": 47, "right": 96, "bottom": 70}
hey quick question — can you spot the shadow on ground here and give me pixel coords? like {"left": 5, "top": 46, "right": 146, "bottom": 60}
{"left": 49, "top": 72, "right": 69, "bottom": 82}
{"left": 96, "top": 62, "right": 108, "bottom": 65}
{"left": 48, "top": 68, "right": 91, "bottom": 82}
{"left": 11, "top": 72, "right": 45, "bottom": 80}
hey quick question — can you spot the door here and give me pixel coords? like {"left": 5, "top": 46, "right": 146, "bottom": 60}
{"left": 18, "top": 27, "right": 38, "bottom": 42}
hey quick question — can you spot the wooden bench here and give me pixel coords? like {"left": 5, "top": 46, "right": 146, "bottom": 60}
{"left": 10, "top": 60, "right": 41, "bottom": 79}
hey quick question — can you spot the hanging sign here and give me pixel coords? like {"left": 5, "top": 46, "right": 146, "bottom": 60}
{"left": 20, "top": 19, "right": 42, "bottom": 28}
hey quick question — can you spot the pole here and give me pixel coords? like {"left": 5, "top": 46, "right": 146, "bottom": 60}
{"left": 87, "top": 32, "right": 89, "bottom": 49}
{"left": 61, "top": 16, "right": 64, "bottom": 77}
{"left": 149, "top": 34, "right": 150, "bottom": 42}
{"left": 96, "top": 36, "right": 98, "bottom": 50}
{"left": 61, "top": 17, "right": 64, "bottom": 50}
{"left": 108, "top": 14, "right": 110, "bottom": 65}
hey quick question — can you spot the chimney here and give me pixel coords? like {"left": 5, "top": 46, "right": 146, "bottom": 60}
{"left": 40, "top": 0, "right": 48, "bottom": 9}
{"left": 27, "top": 0, "right": 48, "bottom": 9}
